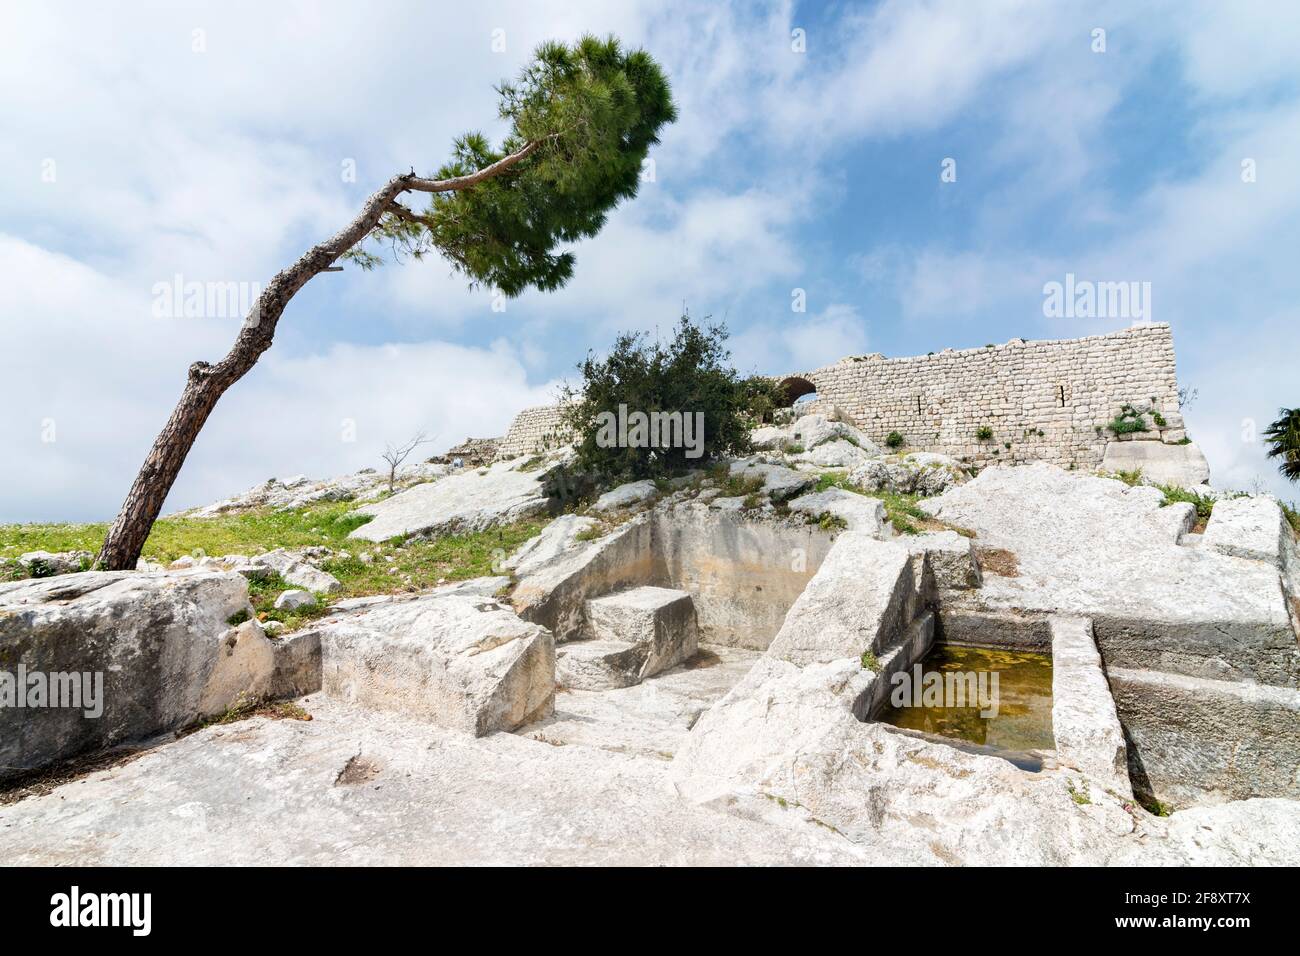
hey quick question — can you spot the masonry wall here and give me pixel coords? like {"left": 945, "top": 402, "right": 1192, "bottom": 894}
{"left": 496, "top": 404, "right": 573, "bottom": 459}
{"left": 495, "top": 325, "right": 1182, "bottom": 471}
{"left": 794, "top": 324, "right": 1180, "bottom": 471}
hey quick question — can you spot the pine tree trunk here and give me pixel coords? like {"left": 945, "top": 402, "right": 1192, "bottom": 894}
{"left": 97, "top": 143, "right": 544, "bottom": 570}
{"left": 96, "top": 176, "right": 412, "bottom": 570}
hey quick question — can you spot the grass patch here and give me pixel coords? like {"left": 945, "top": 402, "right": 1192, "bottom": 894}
{"left": 0, "top": 504, "right": 544, "bottom": 619}
{"left": 1108, "top": 468, "right": 1144, "bottom": 487}
{"left": 1067, "top": 779, "right": 1091, "bottom": 806}
{"left": 516, "top": 455, "right": 547, "bottom": 473}
{"left": 720, "top": 473, "right": 766, "bottom": 499}
{"left": 195, "top": 694, "right": 313, "bottom": 731}
{"left": 0, "top": 501, "right": 375, "bottom": 565}
{"left": 813, "top": 472, "right": 930, "bottom": 535}
{"left": 860, "top": 649, "right": 881, "bottom": 672}
{"left": 816, "top": 512, "right": 848, "bottom": 531}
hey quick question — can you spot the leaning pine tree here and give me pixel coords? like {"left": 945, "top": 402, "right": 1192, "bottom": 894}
{"left": 97, "top": 36, "right": 676, "bottom": 570}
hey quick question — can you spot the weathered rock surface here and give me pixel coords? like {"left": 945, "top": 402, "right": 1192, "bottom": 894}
{"left": 1100, "top": 439, "right": 1210, "bottom": 488}
{"left": 919, "top": 463, "right": 1298, "bottom": 688}
{"left": 766, "top": 534, "right": 914, "bottom": 665}
{"left": 1050, "top": 616, "right": 1130, "bottom": 797}
{"left": 0, "top": 697, "right": 872, "bottom": 865}
{"left": 0, "top": 570, "right": 271, "bottom": 781}
{"left": 349, "top": 456, "right": 560, "bottom": 542}
{"left": 1108, "top": 666, "right": 1300, "bottom": 806}
{"left": 274, "top": 589, "right": 315, "bottom": 611}
{"left": 252, "top": 549, "right": 342, "bottom": 593}
{"left": 184, "top": 464, "right": 447, "bottom": 517}
{"left": 728, "top": 457, "right": 816, "bottom": 501}
{"left": 903, "top": 531, "right": 981, "bottom": 590}
{"left": 1202, "top": 495, "right": 1294, "bottom": 568}
{"left": 591, "top": 480, "right": 659, "bottom": 513}
{"left": 523, "top": 646, "right": 761, "bottom": 758}
{"left": 312, "top": 592, "right": 555, "bottom": 735}
{"left": 787, "top": 488, "right": 887, "bottom": 534}
{"left": 577, "top": 586, "right": 699, "bottom": 686}
{"left": 849, "top": 452, "right": 964, "bottom": 497}
{"left": 504, "top": 514, "right": 599, "bottom": 576}
{"left": 794, "top": 439, "right": 874, "bottom": 469}
{"left": 15, "top": 550, "right": 93, "bottom": 576}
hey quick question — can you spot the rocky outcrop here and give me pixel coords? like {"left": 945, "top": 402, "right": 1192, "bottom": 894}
{"left": 349, "top": 456, "right": 562, "bottom": 543}
{"left": 563, "top": 586, "right": 699, "bottom": 688}
{"left": 727, "top": 458, "right": 816, "bottom": 501}
{"left": 787, "top": 488, "right": 887, "bottom": 534}
{"left": 184, "top": 464, "right": 446, "bottom": 517}
{"left": 0, "top": 570, "right": 274, "bottom": 781}
{"left": 1100, "top": 440, "right": 1210, "bottom": 487}
{"left": 591, "top": 479, "right": 659, "bottom": 513}
{"left": 767, "top": 534, "right": 915, "bottom": 666}
{"left": 849, "top": 452, "right": 965, "bottom": 496}
{"left": 1050, "top": 616, "right": 1131, "bottom": 797}
{"left": 313, "top": 591, "right": 555, "bottom": 735}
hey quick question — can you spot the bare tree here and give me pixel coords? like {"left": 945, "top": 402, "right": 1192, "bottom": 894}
{"left": 381, "top": 431, "right": 435, "bottom": 494}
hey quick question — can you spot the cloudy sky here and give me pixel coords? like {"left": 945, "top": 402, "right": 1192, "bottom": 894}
{"left": 2, "top": 0, "right": 1298, "bottom": 522}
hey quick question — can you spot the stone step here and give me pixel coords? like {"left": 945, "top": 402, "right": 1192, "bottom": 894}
{"left": 582, "top": 586, "right": 699, "bottom": 685}
{"left": 556, "top": 639, "right": 647, "bottom": 690}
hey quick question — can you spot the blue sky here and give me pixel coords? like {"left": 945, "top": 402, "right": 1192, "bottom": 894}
{"left": 2, "top": 0, "right": 1299, "bottom": 521}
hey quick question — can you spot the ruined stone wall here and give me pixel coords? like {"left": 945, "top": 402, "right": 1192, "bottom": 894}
{"left": 794, "top": 324, "right": 1180, "bottom": 470}
{"left": 496, "top": 404, "right": 573, "bottom": 459}
{"left": 495, "top": 325, "right": 1183, "bottom": 471}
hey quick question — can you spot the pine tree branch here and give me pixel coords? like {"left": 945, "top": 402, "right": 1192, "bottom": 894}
{"left": 400, "top": 136, "right": 552, "bottom": 193}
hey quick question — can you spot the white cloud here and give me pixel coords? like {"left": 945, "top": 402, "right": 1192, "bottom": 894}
{"left": 731, "top": 303, "right": 870, "bottom": 375}
{"left": 0, "top": 235, "right": 555, "bottom": 522}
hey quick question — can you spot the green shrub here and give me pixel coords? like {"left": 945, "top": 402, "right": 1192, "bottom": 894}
{"left": 885, "top": 431, "right": 905, "bottom": 449}
{"left": 974, "top": 425, "right": 994, "bottom": 442}
{"left": 560, "top": 314, "right": 754, "bottom": 480}
{"left": 1107, "top": 404, "right": 1150, "bottom": 436}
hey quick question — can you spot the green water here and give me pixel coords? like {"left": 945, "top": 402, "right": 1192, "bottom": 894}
{"left": 877, "top": 644, "right": 1055, "bottom": 754}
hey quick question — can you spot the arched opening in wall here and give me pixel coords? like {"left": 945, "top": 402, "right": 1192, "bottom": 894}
{"left": 777, "top": 376, "right": 818, "bottom": 407}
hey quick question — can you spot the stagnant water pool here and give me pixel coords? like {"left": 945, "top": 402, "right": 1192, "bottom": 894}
{"left": 876, "top": 644, "right": 1055, "bottom": 756}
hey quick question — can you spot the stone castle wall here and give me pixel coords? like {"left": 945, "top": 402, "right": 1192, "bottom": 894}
{"left": 494, "top": 324, "right": 1184, "bottom": 471}
{"left": 791, "top": 323, "right": 1181, "bottom": 470}
{"left": 496, "top": 404, "right": 573, "bottom": 459}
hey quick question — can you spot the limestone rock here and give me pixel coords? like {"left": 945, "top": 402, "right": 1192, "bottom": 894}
{"left": 274, "top": 589, "right": 315, "bottom": 611}
{"left": 1049, "top": 617, "right": 1130, "bottom": 797}
{"left": 766, "top": 533, "right": 913, "bottom": 665}
{"left": 184, "top": 463, "right": 447, "bottom": 517}
{"left": 790, "top": 413, "right": 878, "bottom": 454}
{"left": 1202, "top": 496, "right": 1294, "bottom": 568}
{"left": 314, "top": 592, "right": 555, "bottom": 735}
{"left": 1100, "top": 440, "right": 1210, "bottom": 487}
{"left": 787, "top": 488, "right": 887, "bottom": 534}
{"left": 349, "top": 456, "right": 560, "bottom": 543}
{"left": 16, "top": 550, "right": 93, "bottom": 576}
{"left": 919, "top": 463, "right": 1298, "bottom": 688}
{"left": 849, "top": 453, "right": 964, "bottom": 497}
{"left": 504, "top": 514, "right": 598, "bottom": 576}
{"left": 591, "top": 479, "right": 659, "bottom": 513}
{"left": 903, "top": 530, "right": 982, "bottom": 590}
{"left": 580, "top": 586, "right": 699, "bottom": 685}
{"left": 727, "top": 457, "right": 816, "bottom": 501}
{"left": 794, "top": 438, "right": 874, "bottom": 469}
{"left": 0, "top": 570, "right": 267, "bottom": 781}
